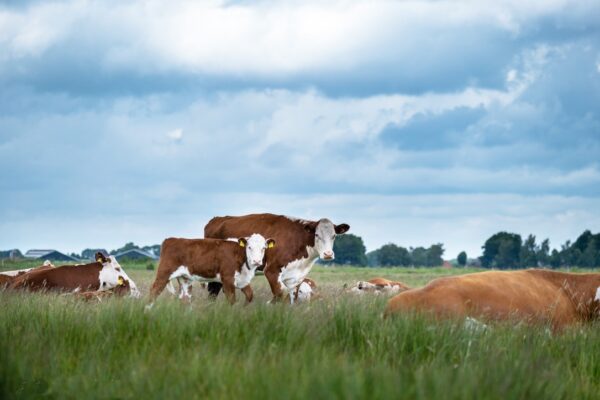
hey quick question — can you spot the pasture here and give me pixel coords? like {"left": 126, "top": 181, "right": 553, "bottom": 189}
{"left": 1, "top": 263, "right": 599, "bottom": 399}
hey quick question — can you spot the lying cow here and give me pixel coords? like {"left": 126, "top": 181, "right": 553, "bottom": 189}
{"left": 9, "top": 253, "right": 140, "bottom": 298}
{"left": 288, "top": 278, "right": 318, "bottom": 303}
{"left": 149, "top": 234, "right": 275, "bottom": 305}
{"left": 385, "top": 269, "right": 600, "bottom": 330}
{"left": 204, "top": 213, "right": 350, "bottom": 303}
{"left": 69, "top": 277, "right": 132, "bottom": 302}
{"left": 349, "top": 278, "right": 410, "bottom": 295}
{"left": 1, "top": 261, "right": 55, "bottom": 289}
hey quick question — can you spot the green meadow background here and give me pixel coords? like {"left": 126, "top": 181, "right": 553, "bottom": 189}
{"left": 1, "top": 262, "right": 599, "bottom": 399}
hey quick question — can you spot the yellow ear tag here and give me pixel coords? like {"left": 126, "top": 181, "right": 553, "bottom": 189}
{"left": 117, "top": 277, "right": 124, "bottom": 286}
{"left": 268, "top": 242, "right": 274, "bottom": 249}
{"left": 239, "top": 241, "right": 245, "bottom": 247}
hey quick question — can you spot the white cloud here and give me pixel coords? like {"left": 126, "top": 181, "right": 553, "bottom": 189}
{"left": 166, "top": 128, "right": 183, "bottom": 142}
{"left": 1, "top": 0, "right": 598, "bottom": 76}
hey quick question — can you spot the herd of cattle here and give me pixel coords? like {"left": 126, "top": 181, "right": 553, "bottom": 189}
{"left": 2, "top": 213, "right": 600, "bottom": 330}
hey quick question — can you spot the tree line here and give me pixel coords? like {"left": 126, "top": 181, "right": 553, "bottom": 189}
{"left": 481, "top": 230, "right": 600, "bottom": 269}
{"left": 332, "top": 234, "right": 445, "bottom": 267}
{"left": 333, "top": 230, "right": 600, "bottom": 268}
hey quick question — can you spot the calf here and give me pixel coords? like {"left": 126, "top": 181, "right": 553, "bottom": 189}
{"left": 71, "top": 277, "right": 132, "bottom": 302}
{"left": 385, "top": 269, "right": 600, "bottom": 330}
{"left": 289, "top": 278, "right": 318, "bottom": 303}
{"left": 9, "top": 253, "right": 140, "bottom": 297}
{"left": 149, "top": 234, "right": 275, "bottom": 304}
{"left": 349, "top": 278, "right": 410, "bottom": 295}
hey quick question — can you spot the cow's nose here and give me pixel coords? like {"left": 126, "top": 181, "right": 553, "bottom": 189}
{"left": 323, "top": 251, "right": 334, "bottom": 260}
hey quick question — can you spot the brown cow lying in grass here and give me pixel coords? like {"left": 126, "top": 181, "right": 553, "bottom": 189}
{"left": 348, "top": 278, "right": 411, "bottom": 295}
{"left": 68, "top": 277, "right": 132, "bottom": 302}
{"left": 9, "top": 253, "right": 139, "bottom": 298}
{"left": 385, "top": 269, "right": 600, "bottom": 330}
{"left": 0, "top": 261, "right": 55, "bottom": 289}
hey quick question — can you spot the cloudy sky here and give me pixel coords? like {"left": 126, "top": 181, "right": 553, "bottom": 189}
{"left": 1, "top": 0, "right": 599, "bottom": 258}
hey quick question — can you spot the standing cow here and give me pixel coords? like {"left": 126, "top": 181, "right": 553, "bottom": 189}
{"left": 148, "top": 234, "right": 275, "bottom": 305}
{"left": 204, "top": 213, "right": 350, "bottom": 303}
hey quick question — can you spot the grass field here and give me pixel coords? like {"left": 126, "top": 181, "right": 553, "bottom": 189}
{"left": 1, "top": 262, "right": 599, "bottom": 399}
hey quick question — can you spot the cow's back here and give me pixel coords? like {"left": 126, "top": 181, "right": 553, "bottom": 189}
{"left": 386, "top": 270, "right": 577, "bottom": 326}
{"left": 204, "top": 213, "right": 311, "bottom": 268}
{"left": 10, "top": 263, "right": 103, "bottom": 292}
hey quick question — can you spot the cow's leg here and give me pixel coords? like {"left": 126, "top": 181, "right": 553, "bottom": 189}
{"left": 240, "top": 285, "right": 254, "bottom": 304}
{"left": 207, "top": 282, "right": 222, "bottom": 299}
{"left": 221, "top": 277, "right": 237, "bottom": 305}
{"left": 264, "top": 267, "right": 284, "bottom": 303}
{"left": 149, "top": 273, "right": 170, "bottom": 303}
{"left": 178, "top": 278, "right": 193, "bottom": 303}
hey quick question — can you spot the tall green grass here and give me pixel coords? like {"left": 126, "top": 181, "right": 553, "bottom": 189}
{"left": 1, "top": 269, "right": 599, "bottom": 399}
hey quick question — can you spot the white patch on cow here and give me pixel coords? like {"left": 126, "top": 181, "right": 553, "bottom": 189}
{"left": 42, "top": 260, "right": 52, "bottom": 267}
{"left": 234, "top": 262, "right": 255, "bottom": 289}
{"left": 178, "top": 279, "right": 193, "bottom": 300}
{"left": 97, "top": 256, "right": 140, "bottom": 298}
{"left": 595, "top": 287, "right": 600, "bottom": 302}
{"left": 168, "top": 265, "right": 222, "bottom": 283}
{"left": 278, "top": 246, "right": 319, "bottom": 300}
{"left": 295, "top": 281, "right": 313, "bottom": 303}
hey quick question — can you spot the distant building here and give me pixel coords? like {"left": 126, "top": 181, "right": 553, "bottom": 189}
{"left": 81, "top": 249, "right": 109, "bottom": 260}
{"left": 0, "top": 249, "right": 23, "bottom": 260}
{"left": 25, "top": 249, "right": 78, "bottom": 262}
{"left": 442, "top": 260, "right": 453, "bottom": 269}
{"left": 114, "top": 248, "right": 157, "bottom": 261}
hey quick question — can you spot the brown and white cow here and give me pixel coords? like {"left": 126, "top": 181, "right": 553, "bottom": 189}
{"left": 349, "top": 278, "right": 410, "bottom": 295}
{"left": 148, "top": 234, "right": 275, "bottom": 305}
{"left": 1, "top": 260, "right": 55, "bottom": 288}
{"left": 204, "top": 213, "right": 350, "bottom": 303}
{"left": 9, "top": 253, "right": 139, "bottom": 297}
{"left": 289, "top": 278, "right": 318, "bottom": 303}
{"left": 70, "top": 279, "right": 132, "bottom": 302}
{"left": 385, "top": 269, "right": 600, "bottom": 330}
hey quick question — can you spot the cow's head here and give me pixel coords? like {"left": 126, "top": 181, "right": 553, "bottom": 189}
{"left": 305, "top": 218, "right": 350, "bottom": 260}
{"left": 238, "top": 233, "right": 276, "bottom": 269}
{"left": 97, "top": 255, "right": 141, "bottom": 298}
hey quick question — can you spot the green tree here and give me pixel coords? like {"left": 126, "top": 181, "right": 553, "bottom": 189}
{"left": 410, "top": 247, "right": 428, "bottom": 266}
{"left": 110, "top": 242, "right": 140, "bottom": 255}
{"left": 376, "top": 244, "right": 411, "bottom": 267}
{"left": 536, "top": 238, "right": 550, "bottom": 266}
{"left": 519, "top": 234, "right": 538, "bottom": 268}
{"left": 332, "top": 234, "right": 367, "bottom": 266}
{"left": 549, "top": 249, "right": 561, "bottom": 268}
{"left": 481, "top": 232, "right": 522, "bottom": 269}
{"left": 457, "top": 251, "right": 467, "bottom": 267}
{"left": 426, "top": 244, "right": 444, "bottom": 267}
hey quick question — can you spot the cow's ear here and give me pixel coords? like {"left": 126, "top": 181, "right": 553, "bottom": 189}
{"left": 304, "top": 221, "right": 318, "bottom": 233}
{"left": 117, "top": 276, "right": 125, "bottom": 286}
{"left": 238, "top": 238, "right": 247, "bottom": 248}
{"left": 334, "top": 223, "right": 350, "bottom": 234}
{"left": 95, "top": 252, "right": 108, "bottom": 263}
{"left": 266, "top": 238, "right": 276, "bottom": 249}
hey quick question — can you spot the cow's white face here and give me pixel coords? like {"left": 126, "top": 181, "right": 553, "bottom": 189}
{"left": 98, "top": 256, "right": 141, "bottom": 298}
{"left": 240, "top": 234, "right": 275, "bottom": 269}
{"left": 312, "top": 219, "right": 350, "bottom": 261}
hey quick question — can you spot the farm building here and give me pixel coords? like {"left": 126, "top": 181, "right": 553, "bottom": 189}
{"left": 114, "top": 248, "right": 157, "bottom": 261}
{"left": 81, "top": 248, "right": 109, "bottom": 260}
{"left": 24, "top": 249, "right": 78, "bottom": 262}
{"left": 0, "top": 249, "right": 23, "bottom": 259}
